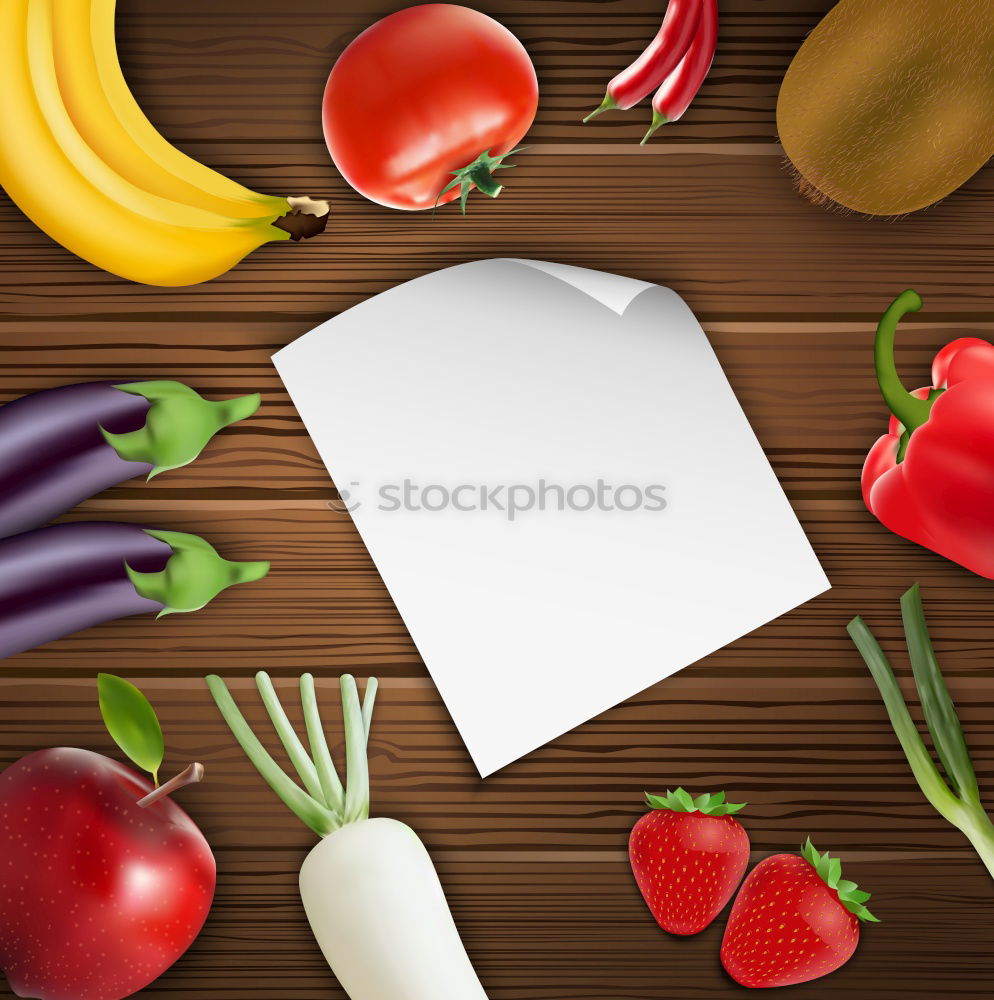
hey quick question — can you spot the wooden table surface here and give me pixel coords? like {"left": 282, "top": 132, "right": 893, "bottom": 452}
{"left": 3, "top": 1, "right": 994, "bottom": 997}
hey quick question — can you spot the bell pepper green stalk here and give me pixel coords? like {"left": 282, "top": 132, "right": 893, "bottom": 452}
{"left": 848, "top": 585, "right": 994, "bottom": 881}
{"left": 873, "top": 291, "right": 930, "bottom": 435}
{"left": 873, "top": 291, "right": 948, "bottom": 462}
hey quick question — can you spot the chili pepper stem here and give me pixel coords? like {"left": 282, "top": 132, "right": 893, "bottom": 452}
{"left": 874, "top": 290, "right": 935, "bottom": 437}
{"left": 583, "top": 92, "right": 617, "bottom": 123}
{"left": 640, "top": 110, "right": 668, "bottom": 145}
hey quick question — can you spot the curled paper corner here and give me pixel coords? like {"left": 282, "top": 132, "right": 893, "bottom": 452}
{"left": 509, "top": 258, "right": 655, "bottom": 317}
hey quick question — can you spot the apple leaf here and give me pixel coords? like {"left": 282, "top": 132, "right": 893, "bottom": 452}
{"left": 98, "top": 674, "right": 165, "bottom": 785}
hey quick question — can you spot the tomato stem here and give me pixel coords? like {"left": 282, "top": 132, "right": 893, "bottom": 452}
{"left": 433, "top": 147, "right": 526, "bottom": 215}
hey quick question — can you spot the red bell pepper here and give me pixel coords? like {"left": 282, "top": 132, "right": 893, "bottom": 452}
{"left": 863, "top": 289, "right": 994, "bottom": 578}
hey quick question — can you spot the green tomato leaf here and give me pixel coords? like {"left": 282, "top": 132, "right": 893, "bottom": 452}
{"left": 98, "top": 674, "right": 165, "bottom": 784}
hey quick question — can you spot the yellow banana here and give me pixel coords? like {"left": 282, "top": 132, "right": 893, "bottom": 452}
{"left": 30, "top": 0, "right": 248, "bottom": 233}
{"left": 0, "top": 0, "right": 328, "bottom": 287}
{"left": 55, "top": 0, "right": 284, "bottom": 220}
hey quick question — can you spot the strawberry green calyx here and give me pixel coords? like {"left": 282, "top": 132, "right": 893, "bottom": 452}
{"left": 645, "top": 788, "right": 746, "bottom": 816}
{"left": 801, "top": 838, "right": 879, "bottom": 923}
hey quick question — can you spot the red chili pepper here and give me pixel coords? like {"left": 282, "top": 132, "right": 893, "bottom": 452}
{"left": 641, "top": 0, "right": 718, "bottom": 143}
{"left": 863, "top": 290, "right": 994, "bottom": 578}
{"left": 584, "top": 0, "right": 703, "bottom": 121}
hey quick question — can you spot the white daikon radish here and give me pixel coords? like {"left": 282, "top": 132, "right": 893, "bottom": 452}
{"left": 206, "top": 672, "right": 489, "bottom": 1000}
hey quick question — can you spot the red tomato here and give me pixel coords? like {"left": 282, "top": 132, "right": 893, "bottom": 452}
{"left": 322, "top": 4, "right": 538, "bottom": 211}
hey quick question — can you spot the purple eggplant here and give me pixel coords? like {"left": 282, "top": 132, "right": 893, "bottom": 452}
{"left": 0, "top": 380, "right": 260, "bottom": 539}
{"left": 0, "top": 522, "right": 269, "bottom": 659}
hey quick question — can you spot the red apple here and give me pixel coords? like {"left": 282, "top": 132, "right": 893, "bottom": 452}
{"left": 0, "top": 747, "right": 215, "bottom": 1000}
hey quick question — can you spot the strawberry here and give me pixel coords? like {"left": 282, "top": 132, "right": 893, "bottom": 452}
{"left": 629, "top": 788, "right": 750, "bottom": 935}
{"left": 720, "top": 838, "right": 879, "bottom": 988}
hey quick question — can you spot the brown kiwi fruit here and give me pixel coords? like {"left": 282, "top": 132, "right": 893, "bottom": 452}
{"left": 777, "top": 0, "right": 994, "bottom": 216}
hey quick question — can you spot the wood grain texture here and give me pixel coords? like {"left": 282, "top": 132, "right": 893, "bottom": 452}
{"left": 2, "top": 0, "right": 994, "bottom": 997}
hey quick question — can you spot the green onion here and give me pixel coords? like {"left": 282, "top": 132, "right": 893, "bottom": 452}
{"left": 255, "top": 671, "right": 325, "bottom": 803}
{"left": 205, "top": 674, "right": 338, "bottom": 836}
{"left": 205, "top": 673, "right": 377, "bottom": 837}
{"left": 900, "top": 586, "right": 980, "bottom": 804}
{"left": 301, "top": 673, "right": 346, "bottom": 816}
{"left": 341, "top": 676, "right": 370, "bottom": 825}
{"left": 848, "top": 586, "right": 994, "bottom": 880}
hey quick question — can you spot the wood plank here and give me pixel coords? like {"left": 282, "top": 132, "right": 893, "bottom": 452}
{"left": 60, "top": 853, "right": 994, "bottom": 998}
{"left": 3, "top": 151, "right": 994, "bottom": 319}
{"left": 1, "top": 678, "right": 992, "bottom": 853}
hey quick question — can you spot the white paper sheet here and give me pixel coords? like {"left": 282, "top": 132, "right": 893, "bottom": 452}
{"left": 273, "top": 259, "right": 829, "bottom": 776}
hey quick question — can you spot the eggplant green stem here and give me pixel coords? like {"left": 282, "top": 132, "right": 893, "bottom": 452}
{"left": 126, "top": 529, "right": 269, "bottom": 617}
{"left": 102, "top": 381, "right": 260, "bottom": 479}
{"left": 848, "top": 586, "right": 994, "bottom": 882}
{"left": 205, "top": 673, "right": 377, "bottom": 838}
{"left": 874, "top": 290, "right": 934, "bottom": 437}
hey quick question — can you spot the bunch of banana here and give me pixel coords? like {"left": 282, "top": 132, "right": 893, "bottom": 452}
{"left": 0, "top": 0, "right": 329, "bottom": 287}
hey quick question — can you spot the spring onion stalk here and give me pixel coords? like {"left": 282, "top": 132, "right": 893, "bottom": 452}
{"left": 300, "top": 672, "right": 347, "bottom": 816}
{"left": 848, "top": 585, "right": 994, "bottom": 880}
{"left": 255, "top": 671, "right": 325, "bottom": 803}
{"left": 205, "top": 671, "right": 489, "bottom": 1000}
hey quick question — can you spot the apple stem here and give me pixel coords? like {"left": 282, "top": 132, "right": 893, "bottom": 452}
{"left": 137, "top": 762, "right": 205, "bottom": 808}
